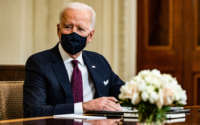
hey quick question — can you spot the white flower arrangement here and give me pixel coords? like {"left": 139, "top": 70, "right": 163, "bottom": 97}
{"left": 119, "top": 69, "right": 187, "bottom": 108}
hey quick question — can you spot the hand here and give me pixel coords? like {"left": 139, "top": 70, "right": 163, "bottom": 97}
{"left": 84, "top": 119, "right": 121, "bottom": 125}
{"left": 82, "top": 97, "right": 122, "bottom": 112}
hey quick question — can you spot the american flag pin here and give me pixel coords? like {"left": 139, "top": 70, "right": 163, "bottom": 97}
{"left": 91, "top": 65, "right": 96, "bottom": 68}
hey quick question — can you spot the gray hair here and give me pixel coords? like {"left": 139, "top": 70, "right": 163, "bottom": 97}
{"left": 60, "top": 2, "right": 96, "bottom": 29}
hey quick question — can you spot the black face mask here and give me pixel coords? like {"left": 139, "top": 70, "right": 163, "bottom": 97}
{"left": 61, "top": 32, "right": 87, "bottom": 55}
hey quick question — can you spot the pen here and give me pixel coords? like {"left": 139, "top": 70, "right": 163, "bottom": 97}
{"left": 115, "top": 101, "right": 120, "bottom": 104}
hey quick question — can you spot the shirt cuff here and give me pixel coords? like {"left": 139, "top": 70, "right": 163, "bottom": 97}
{"left": 74, "top": 102, "right": 83, "bottom": 114}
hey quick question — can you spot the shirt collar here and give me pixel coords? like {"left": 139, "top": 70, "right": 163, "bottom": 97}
{"left": 58, "top": 43, "right": 84, "bottom": 66}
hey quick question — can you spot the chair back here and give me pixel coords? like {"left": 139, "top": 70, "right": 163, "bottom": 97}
{"left": 0, "top": 81, "right": 23, "bottom": 120}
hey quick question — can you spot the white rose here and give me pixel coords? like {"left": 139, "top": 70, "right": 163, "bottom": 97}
{"left": 138, "top": 70, "right": 151, "bottom": 78}
{"left": 152, "top": 79, "right": 162, "bottom": 88}
{"left": 177, "top": 90, "right": 187, "bottom": 105}
{"left": 152, "top": 69, "right": 162, "bottom": 77}
{"left": 119, "top": 82, "right": 139, "bottom": 101}
{"left": 149, "top": 91, "right": 159, "bottom": 104}
{"left": 156, "top": 90, "right": 164, "bottom": 108}
{"left": 141, "top": 91, "right": 149, "bottom": 101}
{"left": 138, "top": 81, "right": 147, "bottom": 91}
{"left": 119, "top": 84, "right": 132, "bottom": 99}
{"left": 131, "top": 93, "right": 141, "bottom": 104}
{"left": 163, "top": 87, "right": 174, "bottom": 105}
{"left": 120, "top": 69, "right": 187, "bottom": 107}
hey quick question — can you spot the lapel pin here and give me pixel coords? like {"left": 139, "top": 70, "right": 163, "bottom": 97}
{"left": 103, "top": 80, "right": 109, "bottom": 86}
{"left": 91, "top": 65, "right": 96, "bottom": 68}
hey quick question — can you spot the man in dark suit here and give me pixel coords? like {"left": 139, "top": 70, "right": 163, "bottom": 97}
{"left": 23, "top": 2, "right": 124, "bottom": 117}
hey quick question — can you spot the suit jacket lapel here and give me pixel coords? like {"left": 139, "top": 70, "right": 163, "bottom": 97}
{"left": 82, "top": 51, "right": 105, "bottom": 98}
{"left": 50, "top": 45, "right": 73, "bottom": 102}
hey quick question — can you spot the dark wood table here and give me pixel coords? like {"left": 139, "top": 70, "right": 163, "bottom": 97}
{"left": 0, "top": 109, "right": 199, "bottom": 125}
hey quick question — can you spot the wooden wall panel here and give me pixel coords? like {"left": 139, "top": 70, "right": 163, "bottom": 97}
{"left": 137, "top": 0, "right": 184, "bottom": 83}
{"left": 137, "top": 0, "right": 200, "bottom": 105}
{"left": 148, "top": 0, "right": 170, "bottom": 46}
{"left": 0, "top": 65, "right": 25, "bottom": 81}
{"left": 194, "top": 74, "right": 200, "bottom": 105}
{"left": 183, "top": 0, "right": 200, "bottom": 105}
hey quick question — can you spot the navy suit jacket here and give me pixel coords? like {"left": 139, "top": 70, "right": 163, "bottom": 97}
{"left": 23, "top": 44, "right": 124, "bottom": 117}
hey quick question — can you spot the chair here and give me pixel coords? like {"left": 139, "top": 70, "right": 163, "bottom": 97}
{"left": 0, "top": 81, "right": 23, "bottom": 120}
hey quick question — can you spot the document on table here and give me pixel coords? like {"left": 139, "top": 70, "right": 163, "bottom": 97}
{"left": 53, "top": 114, "right": 107, "bottom": 120}
{"left": 124, "top": 118, "right": 186, "bottom": 123}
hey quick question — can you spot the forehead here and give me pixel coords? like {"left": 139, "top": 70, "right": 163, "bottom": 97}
{"left": 61, "top": 8, "right": 92, "bottom": 26}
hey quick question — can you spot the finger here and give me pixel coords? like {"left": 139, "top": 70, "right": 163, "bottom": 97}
{"left": 104, "top": 101, "right": 122, "bottom": 111}
{"left": 109, "top": 103, "right": 122, "bottom": 111}
{"left": 103, "top": 104, "right": 117, "bottom": 111}
{"left": 106, "top": 97, "right": 118, "bottom": 102}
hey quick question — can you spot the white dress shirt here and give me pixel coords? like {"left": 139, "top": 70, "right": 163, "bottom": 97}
{"left": 58, "top": 43, "right": 95, "bottom": 114}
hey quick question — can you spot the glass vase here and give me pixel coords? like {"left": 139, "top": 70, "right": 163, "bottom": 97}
{"left": 137, "top": 102, "right": 169, "bottom": 124}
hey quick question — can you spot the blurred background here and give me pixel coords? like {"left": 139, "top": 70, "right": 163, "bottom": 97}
{"left": 0, "top": 0, "right": 137, "bottom": 81}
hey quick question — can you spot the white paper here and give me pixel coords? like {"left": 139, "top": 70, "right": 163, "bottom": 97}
{"left": 124, "top": 118, "right": 186, "bottom": 123}
{"left": 166, "top": 113, "right": 185, "bottom": 119}
{"left": 53, "top": 114, "right": 107, "bottom": 120}
{"left": 122, "top": 107, "right": 137, "bottom": 113}
{"left": 124, "top": 112, "right": 186, "bottom": 119}
{"left": 165, "top": 118, "right": 186, "bottom": 123}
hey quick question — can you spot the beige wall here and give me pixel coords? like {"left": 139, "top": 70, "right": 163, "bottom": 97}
{"left": 0, "top": 0, "right": 33, "bottom": 64}
{"left": 0, "top": 0, "right": 137, "bottom": 80}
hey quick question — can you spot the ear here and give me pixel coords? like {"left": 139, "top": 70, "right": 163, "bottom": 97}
{"left": 57, "top": 24, "right": 61, "bottom": 37}
{"left": 87, "top": 30, "right": 95, "bottom": 43}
